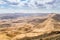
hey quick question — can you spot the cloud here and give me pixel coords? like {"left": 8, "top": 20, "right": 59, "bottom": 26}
{"left": 0, "top": 0, "right": 55, "bottom": 7}
{"left": 0, "top": 8, "right": 53, "bottom": 13}
{"left": 7, "top": 0, "right": 18, "bottom": 3}
{"left": 0, "top": 0, "right": 6, "bottom": 4}
{"left": 0, "top": 0, "right": 60, "bottom": 13}
{"left": 35, "top": 0, "right": 53, "bottom": 4}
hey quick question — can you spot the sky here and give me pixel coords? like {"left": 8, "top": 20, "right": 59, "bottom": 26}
{"left": 0, "top": 0, "right": 60, "bottom": 13}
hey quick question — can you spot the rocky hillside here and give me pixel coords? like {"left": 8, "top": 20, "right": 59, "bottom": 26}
{"left": 0, "top": 13, "right": 60, "bottom": 40}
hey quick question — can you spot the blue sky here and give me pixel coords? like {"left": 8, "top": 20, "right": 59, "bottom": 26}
{"left": 0, "top": 0, "right": 60, "bottom": 13}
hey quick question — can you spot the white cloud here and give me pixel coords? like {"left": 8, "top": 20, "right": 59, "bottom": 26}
{"left": 0, "top": 0, "right": 54, "bottom": 7}
{"left": 16, "top": 0, "right": 54, "bottom": 8}
{"left": 0, "top": 8, "right": 53, "bottom": 13}
{"left": 34, "top": 0, "right": 53, "bottom": 4}
{"left": 0, "top": 0, "right": 60, "bottom": 13}
{"left": 7, "top": 0, "right": 18, "bottom": 3}
{"left": 0, "top": 1, "right": 6, "bottom": 4}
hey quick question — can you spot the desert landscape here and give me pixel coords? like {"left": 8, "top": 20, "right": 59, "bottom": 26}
{"left": 0, "top": 13, "right": 60, "bottom": 40}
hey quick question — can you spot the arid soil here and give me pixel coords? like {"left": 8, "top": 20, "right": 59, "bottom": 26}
{"left": 0, "top": 13, "right": 60, "bottom": 40}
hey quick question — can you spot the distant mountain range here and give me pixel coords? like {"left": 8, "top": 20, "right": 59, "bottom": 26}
{"left": 0, "top": 13, "right": 49, "bottom": 19}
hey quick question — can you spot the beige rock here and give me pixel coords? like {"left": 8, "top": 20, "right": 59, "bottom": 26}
{"left": 0, "top": 33, "right": 10, "bottom": 40}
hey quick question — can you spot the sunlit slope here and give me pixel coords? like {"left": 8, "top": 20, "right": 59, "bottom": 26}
{"left": 0, "top": 13, "right": 60, "bottom": 40}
